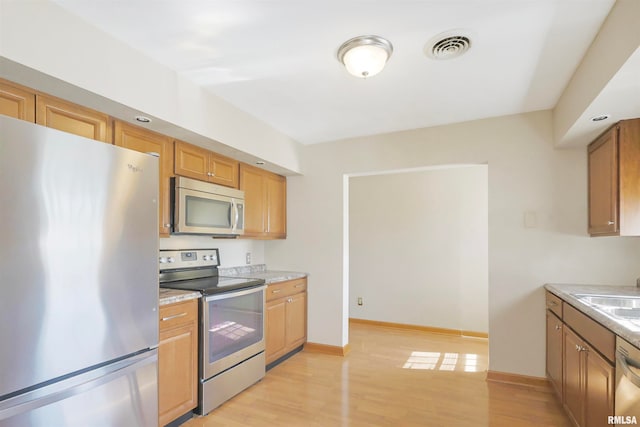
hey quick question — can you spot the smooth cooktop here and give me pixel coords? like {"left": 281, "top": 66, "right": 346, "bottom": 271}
{"left": 160, "top": 275, "right": 265, "bottom": 296}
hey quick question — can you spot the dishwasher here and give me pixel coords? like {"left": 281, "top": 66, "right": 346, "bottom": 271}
{"left": 616, "top": 337, "right": 640, "bottom": 420}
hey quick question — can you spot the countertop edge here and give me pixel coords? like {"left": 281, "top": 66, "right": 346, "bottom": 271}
{"left": 159, "top": 289, "right": 201, "bottom": 306}
{"left": 544, "top": 283, "right": 640, "bottom": 348}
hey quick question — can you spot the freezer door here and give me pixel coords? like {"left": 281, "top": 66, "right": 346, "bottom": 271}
{"left": 0, "top": 350, "right": 158, "bottom": 427}
{"left": 0, "top": 116, "right": 159, "bottom": 397}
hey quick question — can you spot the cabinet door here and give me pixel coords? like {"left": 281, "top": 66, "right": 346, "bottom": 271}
{"left": 588, "top": 128, "right": 618, "bottom": 235}
{"left": 158, "top": 318, "right": 197, "bottom": 426}
{"left": 618, "top": 119, "right": 640, "bottom": 236}
{"left": 563, "top": 327, "right": 584, "bottom": 427}
{"left": 36, "top": 94, "right": 111, "bottom": 143}
{"left": 584, "top": 347, "right": 614, "bottom": 427}
{"left": 266, "top": 299, "right": 287, "bottom": 364}
{"left": 209, "top": 152, "right": 239, "bottom": 188}
{"left": 0, "top": 79, "right": 35, "bottom": 121}
{"left": 266, "top": 173, "right": 287, "bottom": 238}
{"left": 286, "top": 292, "right": 307, "bottom": 349}
{"left": 240, "top": 164, "right": 267, "bottom": 237}
{"left": 546, "top": 311, "right": 563, "bottom": 399}
{"left": 114, "top": 121, "right": 173, "bottom": 237}
{"left": 174, "top": 140, "right": 211, "bottom": 182}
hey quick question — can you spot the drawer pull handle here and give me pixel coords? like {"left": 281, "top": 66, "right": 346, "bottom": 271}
{"left": 295, "top": 284, "right": 305, "bottom": 288}
{"left": 547, "top": 300, "right": 558, "bottom": 307}
{"left": 161, "top": 312, "right": 187, "bottom": 322}
{"left": 272, "top": 289, "right": 282, "bottom": 294}
{"left": 555, "top": 325, "right": 561, "bottom": 330}
{"left": 287, "top": 298, "right": 293, "bottom": 303}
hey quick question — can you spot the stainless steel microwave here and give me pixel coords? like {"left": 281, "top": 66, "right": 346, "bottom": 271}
{"left": 172, "top": 176, "right": 245, "bottom": 236}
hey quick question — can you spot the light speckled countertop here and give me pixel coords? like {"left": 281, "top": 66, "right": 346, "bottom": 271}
{"left": 545, "top": 283, "right": 640, "bottom": 348}
{"left": 159, "top": 265, "right": 307, "bottom": 305}
{"left": 233, "top": 270, "right": 307, "bottom": 284}
{"left": 219, "top": 264, "right": 307, "bottom": 285}
{"left": 159, "top": 288, "right": 201, "bottom": 306}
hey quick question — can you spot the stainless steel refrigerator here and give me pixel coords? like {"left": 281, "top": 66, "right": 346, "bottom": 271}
{"left": 0, "top": 116, "right": 159, "bottom": 426}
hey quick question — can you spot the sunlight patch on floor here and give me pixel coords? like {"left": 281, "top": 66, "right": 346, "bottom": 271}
{"left": 402, "top": 351, "right": 479, "bottom": 372}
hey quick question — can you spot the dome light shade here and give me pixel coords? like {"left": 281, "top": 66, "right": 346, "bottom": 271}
{"left": 338, "top": 35, "right": 393, "bottom": 78}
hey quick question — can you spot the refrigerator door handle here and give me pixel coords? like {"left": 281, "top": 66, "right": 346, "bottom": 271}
{"left": 0, "top": 351, "right": 157, "bottom": 421}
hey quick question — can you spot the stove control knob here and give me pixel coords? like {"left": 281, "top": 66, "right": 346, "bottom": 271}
{"left": 159, "top": 257, "right": 167, "bottom": 264}
{"left": 167, "top": 257, "right": 175, "bottom": 263}
{"left": 203, "top": 255, "right": 210, "bottom": 261}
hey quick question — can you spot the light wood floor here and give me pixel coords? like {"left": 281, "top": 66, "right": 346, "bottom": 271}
{"left": 184, "top": 322, "right": 571, "bottom": 426}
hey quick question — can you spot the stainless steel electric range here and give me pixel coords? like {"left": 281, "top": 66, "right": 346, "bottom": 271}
{"left": 159, "top": 249, "right": 266, "bottom": 416}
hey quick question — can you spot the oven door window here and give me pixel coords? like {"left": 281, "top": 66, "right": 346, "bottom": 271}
{"left": 207, "top": 289, "right": 264, "bottom": 364}
{"left": 185, "top": 195, "right": 232, "bottom": 228}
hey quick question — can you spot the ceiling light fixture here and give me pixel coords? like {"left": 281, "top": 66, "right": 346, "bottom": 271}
{"left": 590, "top": 114, "right": 610, "bottom": 122}
{"left": 135, "top": 115, "right": 152, "bottom": 123}
{"left": 337, "top": 35, "right": 393, "bottom": 78}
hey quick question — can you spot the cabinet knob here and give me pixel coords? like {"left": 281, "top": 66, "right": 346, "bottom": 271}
{"left": 575, "top": 344, "right": 581, "bottom": 351}
{"left": 287, "top": 298, "right": 293, "bottom": 303}
{"left": 555, "top": 325, "right": 561, "bottom": 330}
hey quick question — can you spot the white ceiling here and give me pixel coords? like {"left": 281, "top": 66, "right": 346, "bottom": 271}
{"left": 51, "top": 0, "right": 626, "bottom": 145}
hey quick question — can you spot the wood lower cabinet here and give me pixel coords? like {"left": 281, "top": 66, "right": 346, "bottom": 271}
{"left": 588, "top": 118, "right": 640, "bottom": 236}
{"left": 0, "top": 78, "right": 35, "bottom": 122}
{"left": 36, "top": 94, "right": 111, "bottom": 143}
{"left": 240, "top": 163, "right": 287, "bottom": 239}
{"left": 174, "top": 140, "right": 239, "bottom": 188}
{"left": 159, "top": 299, "right": 198, "bottom": 427}
{"left": 545, "top": 291, "right": 615, "bottom": 427}
{"left": 114, "top": 121, "right": 174, "bottom": 237}
{"left": 546, "top": 310, "right": 563, "bottom": 400}
{"left": 563, "top": 327, "right": 614, "bottom": 427}
{"left": 265, "top": 278, "right": 307, "bottom": 366}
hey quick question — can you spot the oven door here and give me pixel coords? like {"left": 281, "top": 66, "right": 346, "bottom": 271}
{"left": 201, "top": 285, "right": 266, "bottom": 379}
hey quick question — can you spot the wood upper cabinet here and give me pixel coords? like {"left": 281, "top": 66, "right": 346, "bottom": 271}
{"left": 113, "top": 121, "right": 174, "bottom": 237}
{"left": 0, "top": 79, "right": 35, "bottom": 122}
{"left": 174, "top": 140, "right": 239, "bottom": 188}
{"left": 159, "top": 299, "right": 198, "bottom": 427}
{"left": 588, "top": 118, "right": 640, "bottom": 236}
{"left": 240, "top": 163, "right": 287, "bottom": 239}
{"left": 265, "top": 278, "right": 307, "bottom": 366}
{"left": 36, "top": 94, "right": 111, "bottom": 143}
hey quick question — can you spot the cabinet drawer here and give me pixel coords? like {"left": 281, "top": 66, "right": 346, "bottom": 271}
{"left": 545, "top": 291, "right": 562, "bottom": 318}
{"left": 266, "top": 278, "right": 307, "bottom": 302}
{"left": 159, "top": 299, "right": 198, "bottom": 331}
{"left": 563, "top": 303, "right": 615, "bottom": 363}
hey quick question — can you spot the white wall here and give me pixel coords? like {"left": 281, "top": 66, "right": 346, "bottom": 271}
{"left": 0, "top": 0, "right": 301, "bottom": 174}
{"left": 348, "top": 167, "right": 489, "bottom": 333}
{"left": 266, "top": 110, "right": 640, "bottom": 377}
{"left": 159, "top": 236, "right": 264, "bottom": 268}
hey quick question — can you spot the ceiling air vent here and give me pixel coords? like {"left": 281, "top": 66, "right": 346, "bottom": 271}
{"left": 425, "top": 32, "right": 471, "bottom": 60}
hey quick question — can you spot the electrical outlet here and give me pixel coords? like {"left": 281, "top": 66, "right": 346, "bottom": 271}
{"left": 357, "top": 297, "right": 363, "bottom": 306}
{"left": 245, "top": 252, "right": 251, "bottom": 264}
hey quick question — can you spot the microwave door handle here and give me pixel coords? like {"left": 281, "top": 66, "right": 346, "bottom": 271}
{"left": 231, "top": 199, "right": 238, "bottom": 231}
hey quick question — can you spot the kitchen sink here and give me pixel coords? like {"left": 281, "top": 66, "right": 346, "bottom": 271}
{"left": 611, "top": 307, "right": 640, "bottom": 319}
{"left": 575, "top": 294, "right": 640, "bottom": 309}
{"left": 574, "top": 294, "right": 640, "bottom": 328}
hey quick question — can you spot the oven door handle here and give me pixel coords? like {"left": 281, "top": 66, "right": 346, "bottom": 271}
{"left": 204, "top": 284, "right": 267, "bottom": 302}
{"left": 617, "top": 350, "right": 640, "bottom": 388}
